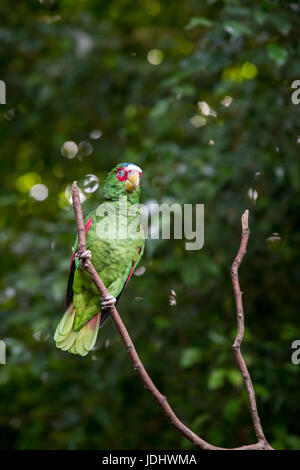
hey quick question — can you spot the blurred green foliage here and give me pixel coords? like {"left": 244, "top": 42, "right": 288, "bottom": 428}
{"left": 1, "top": 0, "right": 300, "bottom": 450}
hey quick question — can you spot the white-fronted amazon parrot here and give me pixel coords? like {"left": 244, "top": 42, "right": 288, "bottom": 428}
{"left": 54, "top": 163, "right": 144, "bottom": 356}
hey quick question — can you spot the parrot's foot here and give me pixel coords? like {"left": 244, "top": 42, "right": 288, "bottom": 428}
{"left": 101, "top": 295, "right": 116, "bottom": 310}
{"left": 76, "top": 249, "right": 92, "bottom": 268}
{"left": 77, "top": 249, "right": 92, "bottom": 260}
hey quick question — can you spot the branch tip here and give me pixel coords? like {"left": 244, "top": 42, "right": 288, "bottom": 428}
{"left": 241, "top": 209, "right": 249, "bottom": 232}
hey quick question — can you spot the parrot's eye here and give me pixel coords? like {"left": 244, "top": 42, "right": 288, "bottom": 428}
{"left": 117, "top": 169, "right": 125, "bottom": 177}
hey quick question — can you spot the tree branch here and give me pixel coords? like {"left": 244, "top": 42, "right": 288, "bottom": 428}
{"left": 231, "top": 210, "right": 273, "bottom": 450}
{"left": 71, "top": 182, "right": 273, "bottom": 450}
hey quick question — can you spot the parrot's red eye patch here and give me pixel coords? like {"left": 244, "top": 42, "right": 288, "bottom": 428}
{"left": 116, "top": 168, "right": 127, "bottom": 181}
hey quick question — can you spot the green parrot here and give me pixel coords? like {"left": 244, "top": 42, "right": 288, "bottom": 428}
{"left": 54, "top": 163, "right": 144, "bottom": 356}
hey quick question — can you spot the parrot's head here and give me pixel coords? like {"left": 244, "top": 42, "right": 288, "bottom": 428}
{"left": 103, "top": 163, "right": 142, "bottom": 203}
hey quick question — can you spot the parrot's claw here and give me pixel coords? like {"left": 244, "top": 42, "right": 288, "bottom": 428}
{"left": 101, "top": 295, "right": 116, "bottom": 309}
{"left": 76, "top": 250, "right": 92, "bottom": 268}
{"left": 79, "top": 250, "right": 92, "bottom": 260}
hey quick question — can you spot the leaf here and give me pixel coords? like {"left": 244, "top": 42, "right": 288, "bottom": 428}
{"left": 208, "top": 369, "right": 226, "bottom": 389}
{"left": 153, "top": 316, "right": 171, "bottom": 330}
{"left": 267, "top": 44, "right": 288, "bottom": 66}
{"left": 224, "top": 398, "right": 242, "bottom": 419}
{"left": 223, "top": 21, "right": 253, "bottom": 39}
{"left": 181, "top": 264, "right": 200, "bottom": 286}
{"left": 173, "top": 84, "right": 196, "bottom": 97}
{"left": 208, "top": 331, "right": 228, "bottom": 345}
{"left": 271, "top": 15, "right": 292, "bottom": 35}
{"left": 253, "top": 8, "right": 269, "bottom": 25}
{"left": 185, "top": 17, "right": 215, "bottom": 30}
{"left": 180, "top": 347, "right": 202, "bottom": 368}
{"left": 192, "top": 413, "right": 211, "bottom": 430}
{"left": 227, "top": 369, "right": 243, "bottom": 387}
{"left": 149, "top": 98, "right": 172, "bottom": 119}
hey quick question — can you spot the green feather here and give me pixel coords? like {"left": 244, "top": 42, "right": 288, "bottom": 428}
{"left": 56, "top": 330, "right": 77, "bottom": 351}
{"left": 69, "top": 342, "right": 78, "bottom": 355}
{"left": 83, "top": 314, "right": 101, "bottom": 351}
{"left": 75, "top": 328, "right": 89, "bottom": 356}
{"left": 54, "top": 304, "right": 74, "bottom": 341}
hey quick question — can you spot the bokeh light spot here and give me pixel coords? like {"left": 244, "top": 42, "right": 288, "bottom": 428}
{"left": 89, "top": 129, "right": 102, "bottom": 140}
{"left": 190, "top": 115, "right": 207, "bottom": 127}
{"left": 223, "top": 63, "right": 258, "bottom": 82}
{"left": 241, "top": 62, "right": 258, "bottom": 79}
{"left": 198, "top": 101, "right": 210, "bottom": 116}
{"left": 16, "top": 172, "right": 41, "bottom": 192}
{"left": 147, "top": 49, "right": 164, "bottom": 65}
{"left": 30, "top": 184, "right": 49, "bottom": 201}
{"left": 83, "top": 174, "right": 99, "bottom": 194}
{"left": 178, "top": 40, "right": 194, "bottom": 56}
{"left": 77, "top": 141, "right": 93, "bottom": 159}
{"left": 221, "top": 96, "right": 233, "bottom": 107}
{"left": 248, "top": 188, "right": 258, "bottom": 201}
{"left": 61, "top": 141, "right": 78, "bottom": 159}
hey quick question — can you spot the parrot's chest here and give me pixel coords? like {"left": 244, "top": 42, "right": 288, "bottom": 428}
{"left": 86, "top": 214, "right": 143, "bottom": 283}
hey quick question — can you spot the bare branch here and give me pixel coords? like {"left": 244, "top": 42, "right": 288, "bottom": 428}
{"left": 71, "top": 182, "right": 273, "bottom": 450}
{"left": 231, "top": 210, "right": 273, "bottom": 450}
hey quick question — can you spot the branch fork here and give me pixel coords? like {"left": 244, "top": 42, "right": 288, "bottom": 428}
{"left": 71, "top": 182, "right": 273, "bottom": 451}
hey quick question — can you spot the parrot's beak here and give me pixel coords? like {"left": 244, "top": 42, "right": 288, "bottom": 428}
{"left": 125, "top": 171, "right": 140, "bottom": 192}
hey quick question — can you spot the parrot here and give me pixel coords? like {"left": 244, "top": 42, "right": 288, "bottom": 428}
{"left": 54, "top": 163, "right": 144, "bottom": 356}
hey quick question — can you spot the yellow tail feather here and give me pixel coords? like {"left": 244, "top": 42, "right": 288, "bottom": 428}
{"left": 54, "top": 304, "right": 101, "bottom": 356}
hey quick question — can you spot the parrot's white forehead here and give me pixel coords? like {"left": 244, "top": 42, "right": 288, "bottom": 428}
{"left": 123, "top": 163, "right": 142, "bottom": 173}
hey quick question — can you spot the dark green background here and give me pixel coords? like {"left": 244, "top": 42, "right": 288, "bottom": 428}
{"left": 0, "top": 0, "right": 300, "bottom": 450}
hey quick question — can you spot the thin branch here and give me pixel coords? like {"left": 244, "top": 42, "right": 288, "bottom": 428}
{"left": 231, "top": 210, "right": 273, "bottom": 450}
{"left": 71, "top": 182, "right": 273, "bottom": 451}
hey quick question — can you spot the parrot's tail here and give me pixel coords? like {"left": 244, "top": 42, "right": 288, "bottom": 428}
{"left": 54, "top": 303, "right": 101, "bottom": 356}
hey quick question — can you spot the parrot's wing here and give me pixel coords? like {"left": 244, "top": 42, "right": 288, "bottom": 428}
{"left": 117, "top": 240, "right": 145, "bottom": 300}
{"left": 99, "top": 240, "right": 145, "bottom": 327}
